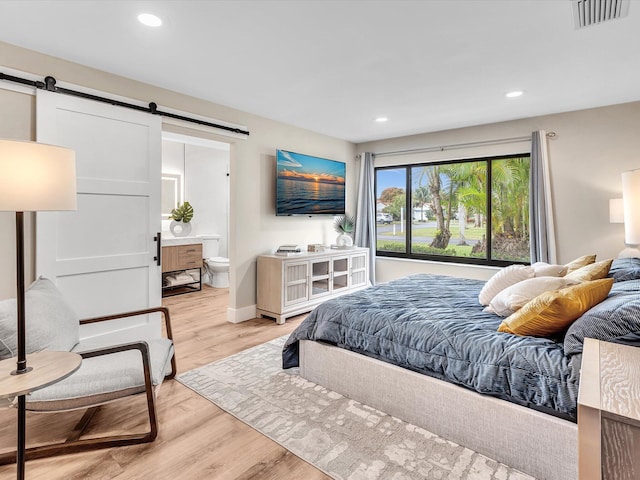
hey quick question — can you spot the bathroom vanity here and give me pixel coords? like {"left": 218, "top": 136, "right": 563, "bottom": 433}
{"left": 161, "top": 236, "right": 203, "bottom": 297}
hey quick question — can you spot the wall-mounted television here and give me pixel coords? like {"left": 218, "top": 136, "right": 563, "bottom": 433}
{"left": 276, "top": 149, "right": 346, "bottom": 216}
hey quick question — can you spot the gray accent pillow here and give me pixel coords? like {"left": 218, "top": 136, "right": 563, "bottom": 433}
{"left": 0, "top": 278, "right": 79, "bottom": 360}
{"left": 608, "top": 258, "right": 640, "bottom": 282}
{"left": 564, "top": 284, "right": 640, "bottom": 356}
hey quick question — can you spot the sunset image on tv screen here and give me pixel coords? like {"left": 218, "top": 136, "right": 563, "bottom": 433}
{"left": 276, "top": 150, "right": 346, "bottom": 215}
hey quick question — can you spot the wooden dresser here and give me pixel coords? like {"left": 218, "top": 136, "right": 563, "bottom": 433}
{"left": 578, "top": 338, "right": 640, "bottom": 479}
{"left": 256, "top": 247, "right": 369, "bottom": 324}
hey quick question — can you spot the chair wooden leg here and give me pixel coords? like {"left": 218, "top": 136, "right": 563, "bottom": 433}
{"left": 0, "top": 386, "right": 158, "bottom": 465}
{"left": 66, "top": 406, "right": 100, "bottom": 442}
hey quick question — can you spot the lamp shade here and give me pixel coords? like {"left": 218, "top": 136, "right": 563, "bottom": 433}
{"left": 622, "top": 168, "right": 640, "bottom": 245}
{"left": 609, "top": 198, "right": 624, "bottom": 223}
{"left": 0, "top": 139, "right": 76, "bottom": 212}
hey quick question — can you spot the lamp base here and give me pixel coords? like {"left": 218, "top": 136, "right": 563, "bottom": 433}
{"left": 618, "top": 246, "right": 640, "bottom": 258}
{"left": 10, "top": 367, "right": 33, "bottom": 376}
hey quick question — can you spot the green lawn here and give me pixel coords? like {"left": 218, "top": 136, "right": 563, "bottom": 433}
{"left": 381, "top": 221, "right": 484, "bottom": 241}
{"left": 377, "top": 237, "right": 528, "bottom": 262}
{"left": 377, "top": 221, "right": 487, "bottom": 258}
{"left": 412, "top": 225, "right": 484, "bottom": 241}
{"left": 376, "top": 240, "right": 483, "bottom": 258}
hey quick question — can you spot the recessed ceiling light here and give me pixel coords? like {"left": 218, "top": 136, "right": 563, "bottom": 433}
{"left": 506, "top": 91, "right": 524, "bottom": 98}
{"left": 138, "top": 13, "right": 162, "bottom": 27}
{"left": 375, "top": 117, "right": 388, "bottom": 123}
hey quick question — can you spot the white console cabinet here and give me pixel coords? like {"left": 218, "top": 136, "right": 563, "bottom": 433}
{"left": 256, "top": 247, "right": 369, "bottom": 324}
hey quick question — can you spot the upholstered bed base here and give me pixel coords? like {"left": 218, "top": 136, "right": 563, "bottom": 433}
{"left": 299, "top": 340, "right": 578, "bottom": 480}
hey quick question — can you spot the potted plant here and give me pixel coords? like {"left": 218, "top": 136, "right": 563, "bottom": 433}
{"left": 333, "top": 214, "right": 355, "bottom": 247}
{"left": 169, "top": 201, "right": 194, "bottom": 237}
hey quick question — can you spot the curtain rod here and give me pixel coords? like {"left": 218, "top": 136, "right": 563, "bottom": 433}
{"left": 0, "top": 71, "right": 251, "bottom": 137}
{"left": 372, "top": 132, "right": 556, "bottom": 158}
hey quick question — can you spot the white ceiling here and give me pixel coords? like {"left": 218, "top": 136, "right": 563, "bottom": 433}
{"left": 1, "top": 0, "right": 639, "bottom": 143}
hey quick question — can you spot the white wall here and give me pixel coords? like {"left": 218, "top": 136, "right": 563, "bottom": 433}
{"left": 161, "top": 140, "right": 185, "bottom": 186}
{"left": 184, "top": 144, "right": 229, "bottom": 257}
{"left": 0, "top": 42, "right": 357, "bottom": 318}
{"left": 161, "top": 139, "right": 230, "bottom": 258}
{"left": 357, "top": 101, "right": 640, "bottom": 284}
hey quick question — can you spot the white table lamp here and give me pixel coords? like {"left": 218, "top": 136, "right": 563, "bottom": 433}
{"left": 609, "top": 198, "right": 624, "bottom": 224}
{"left": 620, "top": 168, "right": 640, "bottom": 258}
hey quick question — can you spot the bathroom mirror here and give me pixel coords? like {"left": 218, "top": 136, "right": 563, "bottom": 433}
{"left": 161, "top": 173, "right": 182, "bottom": 219}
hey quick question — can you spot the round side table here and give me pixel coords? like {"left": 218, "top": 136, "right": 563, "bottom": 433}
{"left": 0, "top": 351, "right": 82, "bottom": 480}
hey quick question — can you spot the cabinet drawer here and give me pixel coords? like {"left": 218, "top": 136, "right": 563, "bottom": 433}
{"left": 162, "top": 244, "right": 203, "bottom": 272}
{"left": 178, "top": 244, "right": 203, "bottom": 268}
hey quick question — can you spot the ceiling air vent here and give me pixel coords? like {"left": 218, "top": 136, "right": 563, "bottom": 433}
{"left": 572, "top": 0, "right": 630, "bottom": 28}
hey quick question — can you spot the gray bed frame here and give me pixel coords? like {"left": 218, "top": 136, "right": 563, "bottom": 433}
{"left": 300, "top": 339, "right": 578, "bottom": 480}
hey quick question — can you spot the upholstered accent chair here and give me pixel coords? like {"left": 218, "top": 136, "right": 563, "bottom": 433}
{"left": 0, "top": 278, "right": 176, "bottom": 463}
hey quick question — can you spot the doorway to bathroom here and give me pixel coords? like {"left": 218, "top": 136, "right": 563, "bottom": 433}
{"left": 161, "top": 132, "right": 230, "bottom": 299}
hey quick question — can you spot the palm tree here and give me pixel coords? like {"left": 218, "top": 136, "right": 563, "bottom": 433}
{"left": 424, "top": 165, "right": 451, "bottom": 249}
{"left": 409, "top": 158, "right": 530, "bottom": 259}
{"left": 413, "top": 185, "right": 430, "bottom": 222}
{"left": 507, "top": 157, "right": 530, "bottom": 239}
{"left": 491, "top": 157, "right": 529, "bottom": 239}
{"left": 444, "top": 162, "right": 486, "bottom": 245}
{"left": 487, "top": 157, "right": 530, "bottom": 261}
{"left": 454, "top": 163, "right": 486, "bottom": 213}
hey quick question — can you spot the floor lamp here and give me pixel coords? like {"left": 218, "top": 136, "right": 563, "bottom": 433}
{"left": 0, "top": 139, "right": 81, "bottom": 480}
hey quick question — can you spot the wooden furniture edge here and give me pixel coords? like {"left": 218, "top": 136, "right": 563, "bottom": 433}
{"left": 578, "top": 338, "right": 602, "bottom": 480}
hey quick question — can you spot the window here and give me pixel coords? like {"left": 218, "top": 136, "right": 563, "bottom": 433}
{"left": 375, "top": 154, "right": 531, "bottom": 266}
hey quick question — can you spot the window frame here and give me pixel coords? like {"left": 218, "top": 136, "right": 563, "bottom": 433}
{"left": 374, "top": 153, "right": 531, "bottom": 267}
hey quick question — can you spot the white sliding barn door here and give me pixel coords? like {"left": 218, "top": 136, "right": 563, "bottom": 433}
{"left": 36, "top": 90, "right": 162, "bottom": 342}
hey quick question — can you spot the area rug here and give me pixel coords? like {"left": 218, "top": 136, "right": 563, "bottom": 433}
{"left": 177, "top": 336, "right": 533, "bottom": 480}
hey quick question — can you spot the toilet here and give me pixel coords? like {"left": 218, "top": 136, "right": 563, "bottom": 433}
{"left": 198, "top": 234, "right": 229, "bottom": 288}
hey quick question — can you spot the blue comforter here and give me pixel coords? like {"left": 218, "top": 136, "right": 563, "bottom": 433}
{"left": 283, "top": 274, "right": 582, "bottom": 421}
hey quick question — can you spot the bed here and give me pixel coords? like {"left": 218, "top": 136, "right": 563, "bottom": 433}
{"left": 282, "top": 257, "right": 640, "bottom": 480}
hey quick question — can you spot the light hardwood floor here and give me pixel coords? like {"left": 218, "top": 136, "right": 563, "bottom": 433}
{"left": 0, "top": 286, "right": 329, "bottom": 480}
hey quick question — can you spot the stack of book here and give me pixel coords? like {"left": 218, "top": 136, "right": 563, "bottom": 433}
{"left": 275, "top": 244, "right": 302, "bottom": 256}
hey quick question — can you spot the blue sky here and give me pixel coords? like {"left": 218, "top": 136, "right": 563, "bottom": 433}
{"left": 376, "top": 166, "right": 456, "bottom": 201}
{"left": 277, "top": 150, "right": 345, "bottom": 183}
{"left": 376, "top": 168, "right": 406, "bottom": 197}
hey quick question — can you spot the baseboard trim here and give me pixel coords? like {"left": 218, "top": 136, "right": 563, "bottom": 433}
{"left": 227, "top": 304, "right": 256, "bottom": 323}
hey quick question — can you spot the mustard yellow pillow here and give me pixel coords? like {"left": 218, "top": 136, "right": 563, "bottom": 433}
{"left": 497, "top": 278, "right": 613, "bottom": 337}
{"left": 564, "top": 259, "right": 612, "bottom": 282}
{"left": 564, "top": 254, "right": 596, "bottom": 274}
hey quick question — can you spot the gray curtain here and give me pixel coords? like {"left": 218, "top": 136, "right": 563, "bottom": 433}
{"left": 529, "top": 131, "right": 557, "bottom": 263}
{"left": 354, "top": 152, "right": 376, "bottom": 285}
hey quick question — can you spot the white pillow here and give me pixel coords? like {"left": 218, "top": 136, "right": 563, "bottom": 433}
{"left": 478, "top": 265, "right": 534, "bottom": 306}
{"left": 485, "top": 276, "right": 580, "bottom": 317}
{"left": 532, "top": 262, "right": 567, "bottom": 277}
